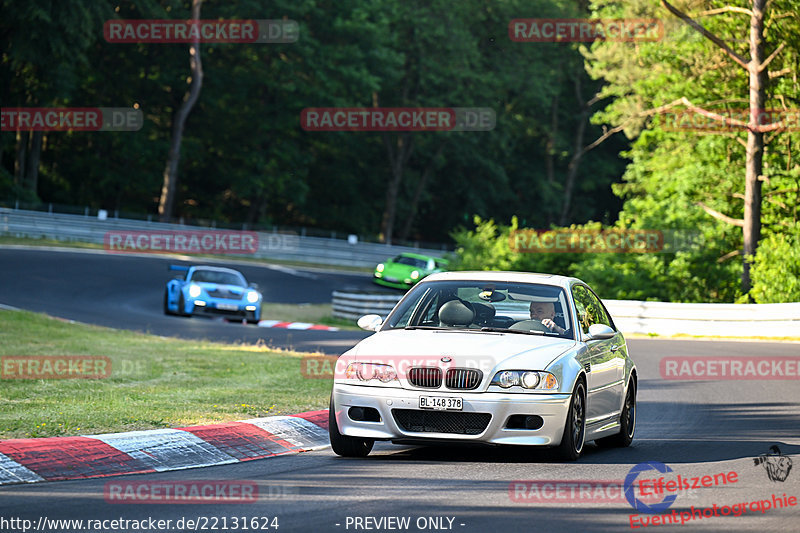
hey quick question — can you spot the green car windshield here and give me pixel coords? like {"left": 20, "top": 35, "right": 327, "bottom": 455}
{"left": 392, "top": 255, "right": 430, "bottom": 269}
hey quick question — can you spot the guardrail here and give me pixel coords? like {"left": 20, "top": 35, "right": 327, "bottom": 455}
{"left": 605, "top": 300, "right": 800, "bottom": 338}
{"left": 332, "top": 291, "right": 405, "bottom": 320}
{"left": 0, "top": 208, "right": 450, "bottom": 268}
{"left": 332, "top": 291, "right": 800, "bottom": 338}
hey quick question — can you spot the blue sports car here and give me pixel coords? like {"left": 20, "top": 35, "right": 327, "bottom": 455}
{"left": 163, "top": 265, "right": 262, "bottom": 324}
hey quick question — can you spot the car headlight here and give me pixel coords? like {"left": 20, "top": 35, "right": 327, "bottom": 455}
{"left": 490, "top": 370, "right": 558, "bottom": 390}
{"left": 410, "top": 270, "right": 420, "bottom": 280}
{"left": 345, "top": 363, "right": 397, "bottom": 383}
{"left": 376, "top": 264, "right": 385, "bottom": 272}
{"left": 188, "top": 284, "right": 201, "bottom": 298}
{"left": 246, "top": 290, "right": 259, "bottom": 303}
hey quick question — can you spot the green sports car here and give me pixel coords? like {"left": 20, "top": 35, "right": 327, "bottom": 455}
{"left": 373, "top": 252, "right": 449, "bottom": 289}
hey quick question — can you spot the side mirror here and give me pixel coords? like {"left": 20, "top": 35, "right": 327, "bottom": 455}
{"left": 587, "top": 323, "right": 615, "bottom": 340}
{"left": 249, "top": 283, "right": 260, "bottom": 291}
{"left": 357, "top": 314, "right": 383, "bottom": 332}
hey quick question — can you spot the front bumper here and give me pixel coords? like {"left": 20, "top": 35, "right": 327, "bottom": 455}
{"left": 332, "top": 383, "right": 571, "bottom": 446}
{"left": 373, "top": 274, "right": 416, "bottom": 289}
{"left": 188, "top": 298, "right": 260, "bottom": 319}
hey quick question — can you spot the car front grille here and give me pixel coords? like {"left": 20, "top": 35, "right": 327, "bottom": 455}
{"left": 200, "top": 307, "right": 244, "bottom": 316}
{"left": 408, "top": 367, "right": 442, "bottom": 388}
{"left": 392, "top": 409, "right": 491, "bottom": 435}
{"left": 445, "top": 368, "right": 482, "bottom": 390}
{"left": 207, "top": 289, "right": 242, "bottom": 300}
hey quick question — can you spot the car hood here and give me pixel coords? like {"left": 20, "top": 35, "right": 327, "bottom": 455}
{"left": 382, "top": 263, "right": 420, "bottom": 275}
{"left": 340, "top": 329, "right": 576, "bottom": 374}
{"left": 194, "top": 282, "right": 247, "bottom": 294}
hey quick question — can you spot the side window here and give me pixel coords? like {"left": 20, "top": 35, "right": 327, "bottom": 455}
{"left": 586, "top": 287, "right": 614, "bottom": 330}
{"left": 572, "top": 285, "right": 612, "bottom": 335}
{"left": 571, "top": 286, "right": 592, "bottom": 335}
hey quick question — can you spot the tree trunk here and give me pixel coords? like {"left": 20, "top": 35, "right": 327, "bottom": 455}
{"left": 14, "top": 130, "right": 28, "bottom": 190}
{"left": 24, "top": 131, "right": 43, "bottom": 197}
{"left": 398, "top": 142, "right": 445, "bottom": 241}
{"left": 559, "top": 72, "right": 590, "bottom": 226}
{"left": 659, "top": 0, "right": 772, "bottom": 296}
{"left": 742, "top": 0, "right": 767, "bottom": 294}
{"left": 158, "top": 0, "right": 204, "bottom": 222}
{"left": 380, "top": 132, "right": 414, "bottom": 244}
{"left": 545, "top": 93, "right": 559, "bottom": 186}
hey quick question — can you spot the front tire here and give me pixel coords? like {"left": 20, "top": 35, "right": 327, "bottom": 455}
{"left": 163, "top": 290, "right": 174, "bottom": 315}
{"left": 178, "top": 293, "right": 191, "bottom": 317}
{"left": 556, "top": 380, "right": 586, "bottom": 461}
{"left": 328, "top": 396, "right": 374, "bottom": 457}
{"left": 596, "top": 379, "right": 636, "bottom": 448}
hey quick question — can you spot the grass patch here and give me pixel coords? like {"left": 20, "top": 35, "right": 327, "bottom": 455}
{"left": 260, "top": 303, "right": 359, "bottom": 330}
{"left": 0, "top": 235, "right": 103, "bottom": 250}
{"left": 0, "top": 310, "right": 333, "bottom": 439}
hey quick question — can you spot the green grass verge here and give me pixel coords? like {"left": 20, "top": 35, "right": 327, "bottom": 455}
{"left": 260, "top": 303, "right": 358, "bottom": 330}
{"left": 0, "top": 235, "right": 102, "bottom": 250}
{"left": 0, "top": 310, "right": 333, "bottom": 439}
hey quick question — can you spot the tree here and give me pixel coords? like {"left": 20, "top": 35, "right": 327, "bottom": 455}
{"left": 659, "top": 0, "right": 788, "bottom": 293}
{"left": 0, "top": 0, "right": 112, "bottom": 202}
{"left": 582, "top": 0, "right": 798, "bottom": 299}
{"left": 157, "top": 0, "right": 203, "bottom": 221}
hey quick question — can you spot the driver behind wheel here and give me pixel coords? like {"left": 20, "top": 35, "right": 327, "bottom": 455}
{"left": 530, "top": 301, "right": 566, "bottom": 335}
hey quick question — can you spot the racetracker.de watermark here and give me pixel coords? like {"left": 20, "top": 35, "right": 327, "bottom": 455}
{"left": 509, "top": 18, "right": 663, "bottom": 42}
{"left": 509, "top": 229, "right": 703, "bottom": 254}
{"left": 300, "top": 108, "right": 495, "bottom": 131}
{"left": 104, "top": 480, "right": 258, "bottom": 504}
{"left": 1, "top": 108, "right": 143, "bottom": 132}
{"left": 104, "top": 19, "right": 298, "bottom": 43}
{"left": 509, "top": 475, "right": 706, "bottom": 506}
{"left": 660, "top": 356, "right": 800, "bottom": 380}
{"left": 302, "top": 355, "right": 495, "bottom": 380}
{"left": 658, "top": 108, "right": 800, "bottom": 133}
{"left": 1, "top": 356, "right": 111, "bottom": 379}
{"left": 510, "top": 480, "right": 629, "bottom": 504}
{"left": 104, "top": 230, "right": 260, "bottom": 255}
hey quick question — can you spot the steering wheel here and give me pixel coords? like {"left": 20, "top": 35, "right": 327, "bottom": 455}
{"left": 471, "top": 302, "right": 496, "bottom": 327}
{"left": 509, "top": 319, "right": 551, "bottom": 333}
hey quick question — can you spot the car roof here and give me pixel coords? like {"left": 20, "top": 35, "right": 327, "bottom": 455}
{"left": 189, "top": 266, "right": 244, "bottom": 276}
{"left": 393, "top": 252, "right": 440, "bottom": 261}
{"left": 421, "top": 270, "right": 580, "bottom": 290}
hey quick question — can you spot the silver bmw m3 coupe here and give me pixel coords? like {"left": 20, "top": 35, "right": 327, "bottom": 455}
{"left": 329, "top": 271, "right": 637, "bottom": 460}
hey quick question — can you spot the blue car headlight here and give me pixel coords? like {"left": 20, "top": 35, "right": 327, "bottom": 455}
{"left": 246, "top": 291, "right": 260, "bottom": 303}
{"left": 188, "top": 284, "right": 202, "bottom": 298}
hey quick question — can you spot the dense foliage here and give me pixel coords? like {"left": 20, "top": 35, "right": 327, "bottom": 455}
{"left": 452, "top": 1, "right": 799, "bottom": 303}
{"left": 3, "top": 1, "right": 798, "bottom": 301}
{"left": 1, "top": 0, "right": 626, "bottom": 244}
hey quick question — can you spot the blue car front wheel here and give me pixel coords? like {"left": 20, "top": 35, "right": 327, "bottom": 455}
{"left": 178, "top": 293, "right": 191, "bottom": 317}
{"left": 163, "top": 290, "right": 174, "bottom": 315}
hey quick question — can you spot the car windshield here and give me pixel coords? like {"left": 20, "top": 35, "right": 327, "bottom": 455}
{"left": 190, "top": 270, "right": 245, "bottom": 286}
{"left": 393, "top": 255, "right": 428, "bottom": 268}
{"left": 384, "top": 280, "right": 573, "bottom": 339}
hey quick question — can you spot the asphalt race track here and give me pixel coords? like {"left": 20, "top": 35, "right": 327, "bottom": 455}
{"left": 1, "top": 338, "right": 798, "bottom": 532}
{"left": 1, "top": 246, "right": 798, "bottom": 532}
{"left": 0, "top": 246, "right": 376, "bottom": 354}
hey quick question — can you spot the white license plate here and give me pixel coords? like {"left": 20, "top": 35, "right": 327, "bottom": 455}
{"left": 419, "top": 396, "right": 462, "bottom": 411}
{"left": 383, "top": 276, "right": 399, "bottom": 283}
{"left": 216, "top": 303, "right": 239, "bottom": 311}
